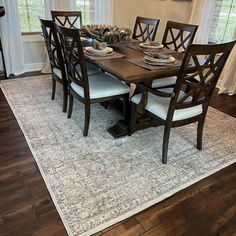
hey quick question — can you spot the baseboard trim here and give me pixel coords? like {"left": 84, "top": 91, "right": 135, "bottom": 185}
{"left": 23, "top": 63, "right": 44, "bottom": 73}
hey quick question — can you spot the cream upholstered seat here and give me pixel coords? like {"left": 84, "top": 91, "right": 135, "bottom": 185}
{"left": 71, "top": 73, "right": 130, "bottom": 99}
{"left": 131, "top": 88, "right": 202, "bottom": 121}
{"left": 151, "top": 76, "right": 177, "bottom": 89}
{"left": 130, "top": 41, "right": 235, "bottom": 164}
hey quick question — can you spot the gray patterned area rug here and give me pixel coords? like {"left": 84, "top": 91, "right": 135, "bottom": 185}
{"left": 1, "top": 75, "right": 236, "bottom": 236}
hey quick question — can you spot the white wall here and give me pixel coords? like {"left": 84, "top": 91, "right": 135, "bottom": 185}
{"left": 21, "top": 0, "right": 193, "bottom": 72}
{"left": 22, "top": 35, "right": 45, "bottom": 72}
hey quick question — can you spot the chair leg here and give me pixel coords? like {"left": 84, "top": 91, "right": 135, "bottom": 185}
{"left": 104, "top": 101, "right": 109, "bottom": 109}
{"left": 67, "top": 93, "right": 74, "bottom": 119}
{"left": 62, "top": 86, "right": 68, "bottom": 113}
{"left": 129, "top": 103, "right": 137, "bottom": 136}
{"left": 51, "top": 79, "right": 56, "bottom": 100}
{"left": 123, "top": 94, "right": 129, "bottom": 118}
{"left": 197, "top": 118, "right": 205, "bottom": 150}
{"left": 162, "top": 124, "right": 171, "bottom": 164}
{"left": 83, "top": 103, "right": 91, "bottom": 137}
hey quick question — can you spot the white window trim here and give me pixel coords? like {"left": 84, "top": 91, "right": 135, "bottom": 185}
{"left": 22, "top": 34, "right": 44, "bottom": 43}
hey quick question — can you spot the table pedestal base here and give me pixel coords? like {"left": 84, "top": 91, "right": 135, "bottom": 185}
{"left": 107, "top": 119, "right": 130, "bottom": 138}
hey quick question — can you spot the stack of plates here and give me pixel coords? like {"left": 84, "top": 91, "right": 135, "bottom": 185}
{"left": 139, "top": 42, "right": 164, "bottom": 51}
{"left": 143, "top": 52, "right": 176, "bottom": 66}
{"left": 85, "top": 46, "right": 114, "bottom": 56}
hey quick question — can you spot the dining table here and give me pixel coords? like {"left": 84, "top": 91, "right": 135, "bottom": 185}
{"left": 83, "top": 40, "right": 195, "bottom": 138}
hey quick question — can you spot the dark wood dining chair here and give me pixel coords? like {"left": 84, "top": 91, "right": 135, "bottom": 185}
{"left": 57, "top": 25, "right": 130, "bottom": 137}
{"left": 51, "top": 10, "right": 82, "bottom": 29}
{"left": 152, "top": 21, "right": 198, "bottom": 89}
{"left": 40, "top": 18, "right": 68, "bottom": 112}
{"left": 130, "top": 40, "right": 235, "bottom": 164}
{"left": 132, "top": 16, "right": 160, "bottom": 42}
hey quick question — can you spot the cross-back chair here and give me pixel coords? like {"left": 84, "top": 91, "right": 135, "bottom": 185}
{"left": 56, "top": 25, "right": 130, "bottom": 137}
{"left": 51, "top": 10, "right": 82, "bottom": 29}
{"left": 40, "top": 18, "right": 68, "bottom": 112}
{"left": 152, "top": 21, "right": 198, "bottom": 89}
{"left": 130, "top": 40, "right": 235, "bottom": 164}
{"left": 162, "top": 21, "right": 198, "bottom": 52}
{"left": 132, "top": 16, "right": 160, "bottom": 42}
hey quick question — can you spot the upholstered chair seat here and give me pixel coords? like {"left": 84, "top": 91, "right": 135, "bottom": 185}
{"left": 131, "top": 88, "right": 203, "bottom": 121}
{"left": 151, "top": 76, "right": 177, "bottom": 89}
{"left": 71, "top": 73, "right": 130, "bottom": 99}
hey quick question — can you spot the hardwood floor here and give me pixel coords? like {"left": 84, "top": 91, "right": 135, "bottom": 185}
{"left": 0, "top": 85, "right": 236, "bottom": 236}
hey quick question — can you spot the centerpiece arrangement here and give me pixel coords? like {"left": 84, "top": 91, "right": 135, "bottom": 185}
{"left": 81, "top": 24, "right": 132, "bottom": 45}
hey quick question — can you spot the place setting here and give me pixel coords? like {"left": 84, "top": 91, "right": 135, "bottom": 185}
{"left": 127, "top": 50, "right": 181, "bottom": 71}
{"left": 143, "top": 51, "right": 177, "bottom": 66}
{"left": 83, "top": 39, "right": 126, "bottom": 60}
{"left": 127, "top": 40, "right": 164, "bottom": 52}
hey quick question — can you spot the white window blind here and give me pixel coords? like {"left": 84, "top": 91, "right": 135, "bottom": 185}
{"left": 76, "top": 0, "right": 95, "bottom": 24}
{"left": 209, "top": 0, "right": 236, "bottom": 43}
{"left": 18, "top": 0, "right": 45, "bottom": 33}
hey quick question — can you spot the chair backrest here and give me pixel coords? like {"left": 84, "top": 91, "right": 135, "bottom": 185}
{"left": 162, "top": 21, "right": 198, "bottom": 52}
{"left": 168, "top": 41, "right": 236, "bottom": 120}
{"left": 132, "top": 16, "right": 160, "bottom": 42}
{"left": 56, "top": 25, "right": 90, "bottom": 98}
{"left": 51, "top": 11, "right": 82, "bottom": 29}
{"left": 40, "top": 18, "right": 66, "bottom": 78}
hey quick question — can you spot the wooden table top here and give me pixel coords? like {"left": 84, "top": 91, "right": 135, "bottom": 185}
{"left": 85, "top": 42, "right": 190, "bottom": 84}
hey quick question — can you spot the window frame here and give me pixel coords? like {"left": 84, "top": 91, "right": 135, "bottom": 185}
{"left": 18, "top": 0, "right": 45, "bottom": 34}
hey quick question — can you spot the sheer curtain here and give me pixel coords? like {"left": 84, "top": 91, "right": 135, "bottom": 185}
{"left": 44, "top": 0, "right": 65, "bottom": 19}
{"left": 0, "top": 0, "right": 24, "bottom": 76}
{"left": 218, "top": 27, "right": 236, "bottom": 95}
{"left": 70, "top": 0, "right": 114, "bottom": 24}
{"left": 94, "top": 0, "right": 113, "bottom": 24}
{"left": 189, "top": 0, "right": 216, "bottom": 44}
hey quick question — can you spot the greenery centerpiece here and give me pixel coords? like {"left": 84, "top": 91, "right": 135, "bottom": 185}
{"left": 81, "top": 24, "right": 132, "bottom": 44}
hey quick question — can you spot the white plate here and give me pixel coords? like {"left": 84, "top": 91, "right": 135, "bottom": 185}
{"left": 85, "top": 46, "right": 113, "bottom": 55}
{"left": 139, "top": 42, "right": 164, "bottom": 50}
{"left": 143, "top": 57, "right": 177, "bottom": 66}
{"left": 144, "top": 55, "right": 176, "bottom": 63}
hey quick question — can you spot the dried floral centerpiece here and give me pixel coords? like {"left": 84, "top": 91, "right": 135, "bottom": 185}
{"left": 81, "top": 24, "right": 132, "bottom": 44}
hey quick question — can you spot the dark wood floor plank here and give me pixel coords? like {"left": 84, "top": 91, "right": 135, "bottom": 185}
{"left": 100, "top": 218, "right": 145, "bottom": 236}
{"left": 0, "top": 82, "right": 235, "bottom": 236}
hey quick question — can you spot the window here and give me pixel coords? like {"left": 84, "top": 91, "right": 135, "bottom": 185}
{"left": 76, "top": 0, "right": 95, "bottom": 25}
{"left": 209, "top": 0, "right": 236, "bottom": 43}
{"left": 18, "top": 0, "right": 45, "bottom": 33}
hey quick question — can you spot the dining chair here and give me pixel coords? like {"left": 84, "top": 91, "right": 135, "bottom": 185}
{"left": 130, "top": 40, "right": 235, "bottom": 164}
{"left": 132, "top": 16, "right": 160, "bottom": 42}
{"left": 40, "top": 18, "right": 68, "bottom": 112}
{"left": 56, "top": 25, "right": 130, "bottom": 137}
{"left": 152, "top": 21, "right": 198, "bottom": 89}
{"left": 51, "top": 10, "right": 82, "bottom": 29}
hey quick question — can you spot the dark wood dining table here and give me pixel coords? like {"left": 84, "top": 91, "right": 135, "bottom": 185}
{"left": 84, "top": 41, "right": 194, "bottom": 138}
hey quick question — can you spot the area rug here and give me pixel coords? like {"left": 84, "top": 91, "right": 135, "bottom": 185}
{"left": 1, "top": 75, "right": 236, "bottom": 236}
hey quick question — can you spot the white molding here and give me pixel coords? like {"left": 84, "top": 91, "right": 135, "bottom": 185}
{"left": 22, "top": 34, "right": 44, "bottom": 43}
{"left": 23, "top": 62, "right": 44, "bottom": 72}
